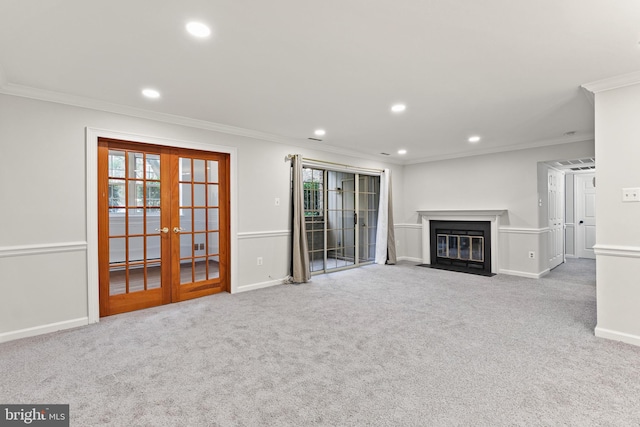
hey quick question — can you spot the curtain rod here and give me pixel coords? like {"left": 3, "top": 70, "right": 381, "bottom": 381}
{"left": 286, "top": 154, "right": 384, "bottom": 173}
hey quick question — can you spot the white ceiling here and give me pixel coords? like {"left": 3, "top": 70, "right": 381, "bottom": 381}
{"left": 1, "top": 1, "right": 639, "bottom": 164}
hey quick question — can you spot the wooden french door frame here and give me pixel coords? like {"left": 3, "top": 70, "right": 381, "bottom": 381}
{"left": 86, "top": 128, "right": 238, "bottom": 324}
{"left": 97, "top": 137, "right": 230, "bottom": 317}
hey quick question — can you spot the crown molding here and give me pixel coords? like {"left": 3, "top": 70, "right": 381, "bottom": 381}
{"left": 0, "top": 83, "right": 402, "bottom": 165}
{"left": 0, "top": 82, "right": 594, "bottom": 167}
{"left": 403, "top": 134, "right": 594, "bottom": 165}
{"left": 581, "top": 71, "right": 640, "bottom": 94}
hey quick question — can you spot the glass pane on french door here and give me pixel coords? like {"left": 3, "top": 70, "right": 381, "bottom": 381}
{"left": 177, "top": 157, "right": 221, "bottom": 286}
{"left": 107, "top": 149, "right": 163, "bottom": 296}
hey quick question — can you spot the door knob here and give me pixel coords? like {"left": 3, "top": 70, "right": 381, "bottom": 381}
{"left": 155, "top": 227, "right": 169, "bottom": 234}
{"left": 579, "top": 220, "right": 584, "bottom": 225}
{"left": 173, "top": 227, "right": 185, "bottom": 234}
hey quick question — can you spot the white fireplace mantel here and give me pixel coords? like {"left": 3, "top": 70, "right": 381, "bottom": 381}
{"left": 417, "top": 209, "right": 507, "bottom": 274}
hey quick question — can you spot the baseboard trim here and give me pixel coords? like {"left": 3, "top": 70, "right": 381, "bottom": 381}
{"left": 595, "top": 326, "right": 640, "bottom": 347}
{"left": 499, "top": 268, "right": 550, "bottom": 279}
{"left": 0, "top": 317, "right": 89, "bottom": 344}
{"left": 397, "top": 256, "right": 423, "bottom": 263}
{"left": 233, "top": 278, "right": 286, "bottom": 293}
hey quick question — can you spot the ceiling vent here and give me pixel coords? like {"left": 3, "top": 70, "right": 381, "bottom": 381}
{"left": 570, "top": 166, "right": 595, "bottom": 171}
{"left": 551, "top": 157, "right": 595, "bottom": 170}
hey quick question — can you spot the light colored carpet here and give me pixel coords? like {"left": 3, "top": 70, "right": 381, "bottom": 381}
{"left": 2, "top": 259, "right": 640, "bottom": 426}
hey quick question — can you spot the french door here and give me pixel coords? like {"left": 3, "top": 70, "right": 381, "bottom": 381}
{"left": 304, "top": 168, "right": 379, "bottom": 273}
{"left": 98, "top": 138, "right": 229, "bottom": 316}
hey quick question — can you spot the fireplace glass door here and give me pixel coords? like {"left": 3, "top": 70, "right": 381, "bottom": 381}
{"left": 437, "top": 234, "right": 484, "bottom": 262}
{"left": 431, "top": 220, "right": 492, "bottom": 276}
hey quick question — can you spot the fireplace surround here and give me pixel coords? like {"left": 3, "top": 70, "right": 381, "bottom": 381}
{"left": 417, "top": 210, "right": 506, "bottom": 275}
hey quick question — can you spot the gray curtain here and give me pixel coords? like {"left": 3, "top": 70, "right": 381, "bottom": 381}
{"left": 291, "top": 155, "right": 311, "bottom": 282}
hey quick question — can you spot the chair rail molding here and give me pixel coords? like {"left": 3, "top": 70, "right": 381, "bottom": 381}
{"left": 593, "top": 244, "right": 640, "bottom": 258}
{"left": 237, "top": 230, "right": 291, "bottom": 240}
{"left": 0, "top": 241, "right": 87, "bottom": 258}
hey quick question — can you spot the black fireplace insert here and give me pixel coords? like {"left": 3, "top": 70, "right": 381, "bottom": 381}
{"left": 428, "top": 220, "right": 494, "bottom": 276}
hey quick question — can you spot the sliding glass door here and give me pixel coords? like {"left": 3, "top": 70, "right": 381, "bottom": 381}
{"left": 303, "top": 167, "right": 379, "bottom": 274}
{"left": 358, "top": 174, "right": 380, "bottom": 264}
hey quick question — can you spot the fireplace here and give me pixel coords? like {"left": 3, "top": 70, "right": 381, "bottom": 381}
{"left": 430, "top": 220, "right": 493, "bottom": 276}
{"left": 417, "top": 210, "right": 506, "bottom": 276}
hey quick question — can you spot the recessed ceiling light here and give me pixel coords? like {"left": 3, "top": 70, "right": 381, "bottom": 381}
{"left": 142, "top": 88, "right": 160, "bottom": 99}
{"left": 398, "top": 149, "right": 407, "bottom": 155}
{"left": 314, "top": 129, "right": 326, "bottom": 136}
{"left": 186, "top": 22, "right": 211, "bottom": 38}
{"left": 468, "top": 136, "right": 481, "bottom": 143}
{"left": 391, "top": 104, "right": 406, "bottom": 113}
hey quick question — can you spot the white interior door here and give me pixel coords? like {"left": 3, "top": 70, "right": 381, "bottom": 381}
{"left": 576, "top": 173, "right": 596, "bottom": 259}
{"left": 548, "top": 167, "right": 565, "bottom": 270}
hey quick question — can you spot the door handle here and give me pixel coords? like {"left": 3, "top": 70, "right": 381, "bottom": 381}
{"left": 579, "top": 220, "right": 584, "bottom": 225}
{"left": 155, "top": 227, "right": 169, "bottom": 234}
{"left": 173, "top": 227, "right": 185, "bottom": 234}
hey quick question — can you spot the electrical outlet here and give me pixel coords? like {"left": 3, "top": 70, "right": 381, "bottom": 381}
{"left": 622, "top": 188, "right": 640, "bottom": 202}
{"left": 257, "top": 257, "right": 263, "bottom": 266}
{"left": 528, "top": 251, "right": 536, "bottom": 259}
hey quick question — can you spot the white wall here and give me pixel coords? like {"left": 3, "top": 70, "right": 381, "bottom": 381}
{"left": 590, "top": 81, "right": 640, "bottom": 346}
{"left": 0, "top": 93, "right": 402, "bottom": 341}
{"left": 0, "top": 90, "right": 603, "bottom": 342}
{"left": 399, "top": 141, "right": 595, "bottom": 277}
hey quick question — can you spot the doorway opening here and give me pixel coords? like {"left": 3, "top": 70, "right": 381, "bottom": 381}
{"left": 97, "top": 138, "right": 230, "bottom": 316}
{"left": 303, "top": 167, "right": 380, "bottom": 274}
{"left": 544, "top": 157, "right": 596, "bottom": 263}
